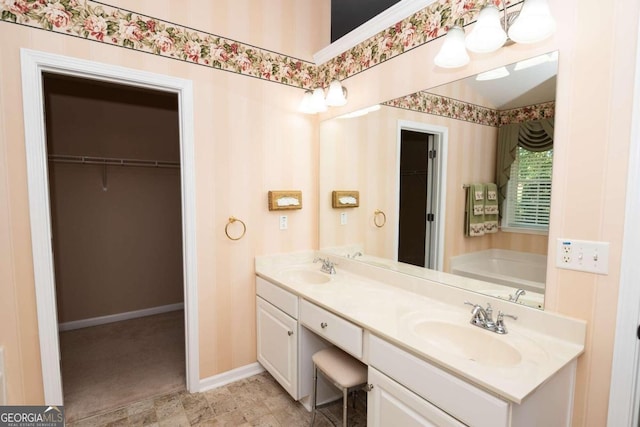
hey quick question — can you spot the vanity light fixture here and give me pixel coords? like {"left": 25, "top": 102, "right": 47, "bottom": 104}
{"left": 311, "top": 87, "right": 328, "bottom": 112}
{"left": 299, "top": 79, "right": 348, "bottom": 114}
{"left": 465, "top": 5, "right": 507, "bottom": 54}
{"left": 325, "top": 79, "right": 348, "bottom": 107}
{"left": 433, "top": 26, "right": 470, "bottom": 68}
{"left": 507, "top": 0, "right": 556, "bottom": 44}
{"left": 434, "top": 0, "right": 556, "bottom": 69}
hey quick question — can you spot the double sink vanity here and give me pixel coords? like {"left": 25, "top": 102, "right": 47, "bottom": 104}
{"left": 255, "top": 252, "right": 585, "bottom": 426}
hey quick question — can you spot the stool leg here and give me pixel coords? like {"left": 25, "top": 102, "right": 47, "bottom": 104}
{"left": 310, "top": 365, "right": 318, "bottom": 427}
{"left": 342, "top": 387, "right": 348, "bottom": 427}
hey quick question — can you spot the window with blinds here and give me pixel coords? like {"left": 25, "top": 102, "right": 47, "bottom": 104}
{"left": 504, "top": 146, "right": 553, "bottom": 231}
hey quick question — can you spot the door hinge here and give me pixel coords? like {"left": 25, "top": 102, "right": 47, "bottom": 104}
{"left": 428, "top": 150, "right": 437, "bottom": 159}
{"left": 427, "top": 213, "right": 435, "bottom": 222}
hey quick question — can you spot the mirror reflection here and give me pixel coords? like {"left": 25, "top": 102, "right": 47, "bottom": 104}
{"left": 319, "top": 52, "right": 558, "bottom": 310}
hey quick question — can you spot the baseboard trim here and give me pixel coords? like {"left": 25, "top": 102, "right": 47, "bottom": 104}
{"left": 198, "top": 362, "right": 265, "bottom": 393}
{"left": 58, "top": 303, "right": 184, "bottom": 332}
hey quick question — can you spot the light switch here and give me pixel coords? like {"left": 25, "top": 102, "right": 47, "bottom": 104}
{"left": 556, "top": 238, "right": 610, "bottom": 274}
{"left": 340, "top": 212, "right": 348, "bottom": 225}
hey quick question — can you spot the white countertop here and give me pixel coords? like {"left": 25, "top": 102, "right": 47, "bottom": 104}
{"left": 255, "top": 251, "right": 586, "bottom": 404}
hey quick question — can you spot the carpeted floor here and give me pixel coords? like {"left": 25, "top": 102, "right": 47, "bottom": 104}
{"left": 60, "top": 309, "right": 185, "bottom": 422}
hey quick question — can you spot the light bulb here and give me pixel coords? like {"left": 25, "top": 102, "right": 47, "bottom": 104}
{"left": 465, "top": 5, "right": 507, "bottom": 53}
{"left": 434, "top": 26, "right": 470, "bottom": 68}
{"left": 508, "top": 0, "right": 556, "bottom": 44}
{"left": 311, "top": 87, "right": 327, "bottom": 112}
{"left": 325, "top": 80, "right": 348, "bottom": 107}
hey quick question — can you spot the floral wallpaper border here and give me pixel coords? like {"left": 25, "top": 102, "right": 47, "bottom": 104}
{"left": 1, "top": 0, "right": 524, "bottom": 90}
{"left": 317, "top": 0, "right": 521, "bottom": 83}
{"left": 383, "top": 91, "right": 555, "bottom": 127}
{"left": 0, "top": 0, "right": 318, "bottom": 89}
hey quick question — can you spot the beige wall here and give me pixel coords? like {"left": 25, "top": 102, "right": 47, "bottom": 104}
{"left": 319, "top": 105, "right": 547, "bottom": 272}
{"left": 46, "top": 77, "right": 184, "bottom": 322}
{"left": 0, "top": 0, "right": 329, "bottom": 404}
{"left": 1, "top": 0, "right": 638, "bottom": 425}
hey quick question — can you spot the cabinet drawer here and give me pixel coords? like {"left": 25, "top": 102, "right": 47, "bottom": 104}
{"left": 369, "top": 335, "right": 509, "bottom": 427}
{"left": 300, "top": 299, "right": 363, "bottom": 358}
{"left": 256, "top": 276, "right": 298, "bottom": 318}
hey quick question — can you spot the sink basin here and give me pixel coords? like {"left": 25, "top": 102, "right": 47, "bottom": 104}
{"left": 412, "top": 320, "right": 522, "bottom": 367}
{"left": 280, "top": 268, "right": 331, "bottom": 284}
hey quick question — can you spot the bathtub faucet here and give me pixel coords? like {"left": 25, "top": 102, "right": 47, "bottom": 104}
{"left": 509, "top": 289, "right": 526, "bottom": 303}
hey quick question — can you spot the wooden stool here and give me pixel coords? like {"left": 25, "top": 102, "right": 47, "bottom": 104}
{"left": 310, "top": 346, "right": 368, "bottom": 427}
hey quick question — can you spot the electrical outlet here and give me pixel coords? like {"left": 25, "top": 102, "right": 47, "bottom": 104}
{"left": 279, "top": 215, "right": 288, "bottom": 230}
{"left": 560, "top": 240, "right": 572, "bottom": 264}
{"left": 556, "top": 238, "right": 610, "bottom": 274}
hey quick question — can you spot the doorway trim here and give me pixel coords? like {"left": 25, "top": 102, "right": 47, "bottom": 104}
{"left": 20, "top": 49, "right": 199, "bottom": 404}
{"left": 395, "top": 120, "right": 448, "bottom": 271}
{"left": 607, "top": 19, "right": 640, "bottom": 427}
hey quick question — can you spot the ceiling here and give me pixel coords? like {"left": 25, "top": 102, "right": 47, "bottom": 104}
{"left": 331, "top": 0, "right": 400, "bottom": 42}
{"left": 428, "top": 53, "right": 558, "bottom": 110}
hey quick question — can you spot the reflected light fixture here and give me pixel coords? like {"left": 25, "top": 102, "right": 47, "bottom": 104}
{"left": 476, "top": 66, "right": 509, "bottom": 81}
{"left": 434, "top": 26, "right": 470, "bottom": 68}
{"left": 337, "top": 104, "right": 380, "bottom": 119}
{"left": 514, "top": 50, "right": 558, "bottom": 71}
{"left": 299, "top": 79, "right": 348, "bottom": 114}
{"left": 434, "top": 0, "right": 556, "bottom": 69}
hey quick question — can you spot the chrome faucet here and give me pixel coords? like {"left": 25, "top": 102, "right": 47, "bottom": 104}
{"left": 347, "top": 251, "right": 363, "bottom": 259}
{"left": 463, "top": 301, "right": 516, "bottom": 334}
{"left": 495, "top": 311, "right": 518, "bottom": 334}
{"left": 509, "top": 289, "right": 526, "bottom": 303}
{"left": 314, "top": 257, "right": 337, "bottom": 275}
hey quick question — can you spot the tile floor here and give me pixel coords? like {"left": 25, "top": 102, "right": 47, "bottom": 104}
{"left": 67, "top": 371, "right": 367, "bottom": 426}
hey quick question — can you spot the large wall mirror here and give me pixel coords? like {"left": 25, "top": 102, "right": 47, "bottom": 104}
{"left": 319, "top": 51, "right": 558, "bottom": 310}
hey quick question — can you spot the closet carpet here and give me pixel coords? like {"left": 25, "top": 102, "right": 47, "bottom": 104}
{"left": 60, "top": 310, "right": 185, "bottom": 422}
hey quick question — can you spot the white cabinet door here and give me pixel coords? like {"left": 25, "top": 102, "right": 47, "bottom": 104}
{"left": 257, "top": 296, "right": 298, "bottom": 399}
{"left": 367, "top": 367, "right": 466, "bottom": 427}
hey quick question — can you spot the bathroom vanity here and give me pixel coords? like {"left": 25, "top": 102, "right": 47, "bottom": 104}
{"left": 255, "top": 252, "right": 585, "bottom": 427}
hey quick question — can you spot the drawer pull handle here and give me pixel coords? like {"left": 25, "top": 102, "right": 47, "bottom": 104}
{"left": 320, "top": 322, "right": 328, "bottom": 329}
{"left": 287, "top": 330, "right": 294, "bottom": 336}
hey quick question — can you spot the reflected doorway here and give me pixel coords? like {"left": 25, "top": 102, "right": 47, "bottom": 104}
{"left": 398, "top": 130, "right": 436, "bottom": 268}
{"left": 394, "top": 121, "right": 447, "bottom": 272}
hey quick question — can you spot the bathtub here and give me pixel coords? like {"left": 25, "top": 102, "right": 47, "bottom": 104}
{"left": 450, "top": 249, "right": 547, "bottom": 294}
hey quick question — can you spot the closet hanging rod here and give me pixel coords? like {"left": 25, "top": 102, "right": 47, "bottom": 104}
{"left": 48, "top": 154, "right": 180, "bottom": 169}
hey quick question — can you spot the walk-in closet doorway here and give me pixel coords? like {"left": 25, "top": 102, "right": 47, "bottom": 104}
{"left": 20, "top": 50, "right": 199, "bottom": 412}
{"left": 44, "top": 73, "right": 186, "bottom": 421}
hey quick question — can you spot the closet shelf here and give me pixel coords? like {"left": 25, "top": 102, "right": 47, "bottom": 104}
{"left": 48, "top": 154, "right": 180, "bottom": 169}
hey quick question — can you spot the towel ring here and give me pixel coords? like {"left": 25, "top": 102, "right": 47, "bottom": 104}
{"left": 374, "top": 210, "right": 387, "bottom": 228}
{"left": 225, "top": 216, "right": 246, "bottom": 241}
